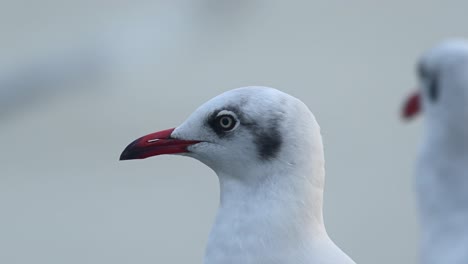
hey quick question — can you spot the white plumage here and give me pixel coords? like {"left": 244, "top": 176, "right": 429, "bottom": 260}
{"left": 404, "top": 40, "right": 468, "bottom": 264}
{"left": 122, "top": 86, "right": 355, "bottom": 263}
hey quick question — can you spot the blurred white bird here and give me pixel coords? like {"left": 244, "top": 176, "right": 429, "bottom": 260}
{"left": 402, "top": 40, "right": 468, "bottom": 264}
{"left": 121, "top": 87, "right": 355, "bottom": 264}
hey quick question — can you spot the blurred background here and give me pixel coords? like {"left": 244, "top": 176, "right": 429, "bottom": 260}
{"left": 1, "top": 1, "right": 467, "bottom": 263}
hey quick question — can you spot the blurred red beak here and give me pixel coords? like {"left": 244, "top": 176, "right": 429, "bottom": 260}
{"left": 120, "top": 128, "right": 201, "bottom": 160}
{"left": 402, "top": 91, "right": 421, "bottom": 120}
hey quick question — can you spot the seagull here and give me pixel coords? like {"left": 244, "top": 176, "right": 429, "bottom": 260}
{"left": 120, "top": 86, "right": 355, "bottom": 264}
{"left": 402, "top": 40, "right": 468, "bottom": 264}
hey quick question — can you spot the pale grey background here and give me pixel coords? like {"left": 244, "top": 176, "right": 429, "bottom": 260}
{"left": 1, "top": 1, "right": 467, "bottom": 263}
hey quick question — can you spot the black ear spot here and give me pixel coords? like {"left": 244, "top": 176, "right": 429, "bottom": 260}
{"left": 244, "top": 113, "right": 284, "bottom": 161}
{"left": 254, "top": 127, "right": 282, "bottom": 160}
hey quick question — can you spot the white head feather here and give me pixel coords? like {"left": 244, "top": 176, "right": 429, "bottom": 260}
{"left": 170, "top": 86, "right": 355, "bottom": 264}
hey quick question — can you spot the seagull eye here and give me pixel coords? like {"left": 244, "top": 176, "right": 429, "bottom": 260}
{"left": 217, "top": 115, "right": 237, "bottom": 131}
{"left": 208, "top": 110, "right": 240, "bottom": 135}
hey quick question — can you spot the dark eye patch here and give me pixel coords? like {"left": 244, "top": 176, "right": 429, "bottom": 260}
{"left": 427, "top": 76, "right": 439, "bottom": 102}
{"left": 417, "top": 62, "right": 439, "bottom": 102}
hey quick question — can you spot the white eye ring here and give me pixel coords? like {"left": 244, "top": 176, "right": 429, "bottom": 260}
{"left": 219, "top": 115, "right": 234, "bottom": 129}
{"left": 215, "top": 110, "right": 239, "bottom": 131}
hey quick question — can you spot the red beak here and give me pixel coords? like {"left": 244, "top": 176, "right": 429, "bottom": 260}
{"left": 120, "top": 128, "right": 201, "bottom": 160}
{"left": 402, "top": 91, "right": 421, "bottom": 120}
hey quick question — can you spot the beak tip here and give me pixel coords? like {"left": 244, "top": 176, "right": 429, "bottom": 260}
{"left": 119, "top": 152, "right": 129, "bottom": 161}
{"left": 120, "top": 136, "right": 147, "bottom": 161}
{"left": 119, "top": 145, "right": 138, "bottom": 161}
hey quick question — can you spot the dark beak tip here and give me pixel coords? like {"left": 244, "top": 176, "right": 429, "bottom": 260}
{"left": 119, "top": 145, "right": 137, "bottom": 161}
{"left": 119, "top": 154, "right": 138, "bottom": 161}
{"left": 119, "top": 154, "right": 127, "bottom": 161}
{"left": 119, "top": 137, "right": 145, "bottom": 161}
{"left": 119, "top": 152, "right": 129, "bottom": 161}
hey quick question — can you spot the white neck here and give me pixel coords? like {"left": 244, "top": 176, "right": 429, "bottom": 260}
{"left": 416, "top": 123, "right": 468, "bottom": 264}
{"left": 203, "top": 161, "right": 353, "bottom": 264}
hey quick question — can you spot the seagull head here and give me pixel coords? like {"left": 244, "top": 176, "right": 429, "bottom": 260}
{"left": 119, "top": 87, "right": 356, "bottom": 263}
{"left": 402, "top": 39, "right": 468, "bottom": 125}
{"left": 120, "top": 86, "right": 323, "bottom": 182}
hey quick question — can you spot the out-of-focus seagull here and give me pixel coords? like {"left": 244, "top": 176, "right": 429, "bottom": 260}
{"left": 402, "top": 40, "right": 468, "bottom": 264}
